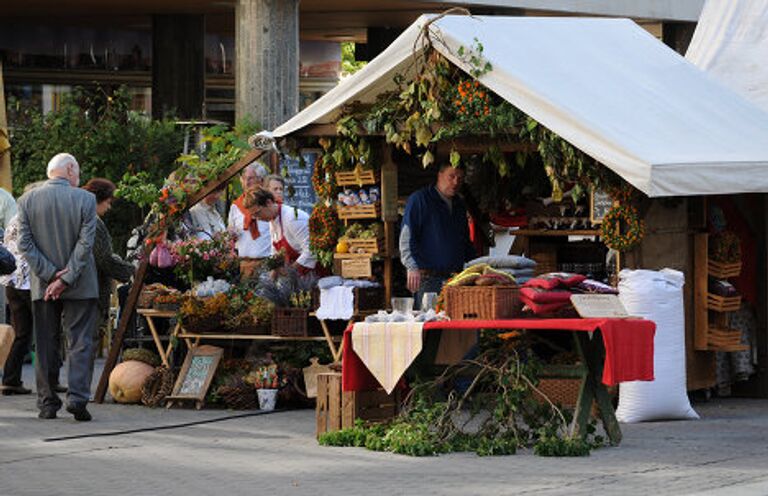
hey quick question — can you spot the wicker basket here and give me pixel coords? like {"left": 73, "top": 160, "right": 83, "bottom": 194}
{"left": 217, "top": 382, "right": 259, "bottom": 410}
{"left": 533, "top": 378, "right": 598, "bottom": 416}
{"left": 181, "top": 316, "right": 223, "bottom": 334}
{"left": 354, "top": 287, "right": 385, "bottom": 313}
{"left": 444, "top": 285, "right": 521, "bottom": 320}
{"left": 153, "top": 301, "right": 181, "bottom": 313}
{"left": 272, "top": 307, "right": 309, "bottom": 337}
{"left": 138, "top": 290, "right": 158, "bottom": 309}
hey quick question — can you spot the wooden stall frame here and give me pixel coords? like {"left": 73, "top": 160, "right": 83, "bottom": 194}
{"left": 95, "top": 147, "right": 267, "bottom": 403}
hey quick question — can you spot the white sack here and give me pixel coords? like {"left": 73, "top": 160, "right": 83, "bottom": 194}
{"left": 616, "top": 269, "right": 699, "bottom": 422}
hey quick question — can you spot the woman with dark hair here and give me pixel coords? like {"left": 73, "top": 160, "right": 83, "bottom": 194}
{"left": 82, "top": 178, "right": 134, "bottom": 348}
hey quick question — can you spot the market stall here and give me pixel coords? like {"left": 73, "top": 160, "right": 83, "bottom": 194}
{"left": 269, "top": 11, "right": 768, "bottom": 398}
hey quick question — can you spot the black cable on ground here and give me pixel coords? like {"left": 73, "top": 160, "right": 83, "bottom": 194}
{"left": 43, "top": 408, "right": 286, "bottom": 442}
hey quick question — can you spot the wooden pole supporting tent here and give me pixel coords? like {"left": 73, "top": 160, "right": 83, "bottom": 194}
{"left": 95, "top": 147, "right": 267, "bottom": 403}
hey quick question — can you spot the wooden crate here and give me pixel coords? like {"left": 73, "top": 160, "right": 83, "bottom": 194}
{"left": 708, "top": 326, "right": 743, "bottom": 348}
{"left": 335, "top": 169, "right": 376, "bottom": 186}
{"left": 708, "top": 260, "right": 742, "bottom": 279}
{"left": 316, "top": 372, "right": 401, "bottom": 437}
{"left": 342, "top": 235, "right": 385, "bottom": 254}
{"left": 444, "top": 285, "right": 521, "bottom": 320}
{"left": 272, "top": 307, "right": 309, "bottom": 337}
{"left": 707, "top": 293, "right": 742, "bottom": 313}
{"left": 333, "top": 253, "right": 373, "bottom": 279}
{"left": 337, "top": 203, "right": 381, "bottom": 220}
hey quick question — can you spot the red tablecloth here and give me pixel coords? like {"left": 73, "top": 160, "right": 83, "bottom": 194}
{"left": 342, "top": 318, "right": 655, "bottom": 392}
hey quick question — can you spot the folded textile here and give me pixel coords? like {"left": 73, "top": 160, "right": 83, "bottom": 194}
{"left": 316, "top": 286, "right": 355, "bottom": 320}
{"left": 497, "top": 267, "right": 535, "bottom": 277}
{"left": 465, "top": 255, "right": 537, "bottom": 269}
{"left": 575, "top": 279, "right": 619, "bottom": 295}
{"left": 520, "top": 287, "right": 573, "bottom": 304}
{"left": 342, "top": 279, "right": 380, "bottom": 288}
{"left": 318, "top": 276, "right": 344, "bottom": 290}
{"left": 520, "top": 296, "right": 571, "bottom": 315}
{"left": 351, "top": 321, "right": 424, "bottom": 394}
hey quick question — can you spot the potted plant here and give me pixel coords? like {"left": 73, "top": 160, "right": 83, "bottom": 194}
{"left": 244, "top": 363, "right": 284, "bottom": 411}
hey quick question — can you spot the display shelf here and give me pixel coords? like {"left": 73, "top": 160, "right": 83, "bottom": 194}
{"left": 708, "top": 260, "right": 742, "bottom": 279}
{"left": 335, "top": 169, "right": 377, "bottom": 186}
{"left": 341, "top": 235, "right": 385, "bottom": 254}
{"left": 337, "top": 203, "right": 381, "bottom": 220}
{"left": 706, "top": 326, "right": 748, "bottom": 351}
{"left": 177, "top": 333, "right": 334, "bottom": 341}
{"left": 707, "top": 293, "right": 742, "bottom": 313}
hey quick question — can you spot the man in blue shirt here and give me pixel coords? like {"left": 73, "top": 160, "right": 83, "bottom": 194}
{"left": 400, "top": 163, "right": 475, "bottom": 306}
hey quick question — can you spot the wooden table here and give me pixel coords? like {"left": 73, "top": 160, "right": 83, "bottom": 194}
{"left": 310, "top": 311, "right": 376, "bottom": 363}
{"left": 342, "top": 318, "right": 656, "bottom": 445}
{"left": 136, "top": 309, "right": 180, "bottom": 367}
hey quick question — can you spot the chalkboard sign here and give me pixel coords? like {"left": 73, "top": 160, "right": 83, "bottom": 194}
{"left": 166, "top": 345, "right": 223, "bottom": 409}
{"left": 281, "top": 149, "right": 320, "bottom": 212}
{"left": 590, "top": 188, "right": 612, "bottom": 225}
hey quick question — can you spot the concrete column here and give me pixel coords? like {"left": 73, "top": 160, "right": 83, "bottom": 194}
{"left": 152, "top": 15, "right": 205, "bottom": 119}
{"left": 235, "top": 0, "right": 299, "bottom": 130}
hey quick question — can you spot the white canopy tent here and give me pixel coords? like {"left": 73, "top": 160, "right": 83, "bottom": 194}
{"left": 686, "top": 0, "right": 768, "bottom": 113}
{"left": 273, "top": 14, "right": 768, "bottom": 198}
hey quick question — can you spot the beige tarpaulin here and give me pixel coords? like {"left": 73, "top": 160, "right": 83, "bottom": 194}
{"left": 274, "top": 14, "right": 768, "bottom": 197}
{"left": 0, "top": 61, "right": 13, "bottom": 191}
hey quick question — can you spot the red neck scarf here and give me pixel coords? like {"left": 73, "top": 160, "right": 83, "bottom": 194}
{"left": 233, "top": 194, "right": 260, "bottom": 240}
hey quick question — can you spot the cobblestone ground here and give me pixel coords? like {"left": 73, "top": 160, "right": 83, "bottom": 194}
{"left": 2, "top": 361, "right": 768, "bottom": 496}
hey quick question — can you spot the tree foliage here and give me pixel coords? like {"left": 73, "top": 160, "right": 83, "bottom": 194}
{"left": 7, "top": 86, "right": 185, "bottom": 253}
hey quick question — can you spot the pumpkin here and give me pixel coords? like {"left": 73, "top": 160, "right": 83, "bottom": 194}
{"left": 109, "top": 360, "right": 155, "bottom": 404}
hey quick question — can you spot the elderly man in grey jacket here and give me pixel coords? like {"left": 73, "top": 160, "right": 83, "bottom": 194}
{"left": 18, "top": 153, "right": 98, "bottom": 421}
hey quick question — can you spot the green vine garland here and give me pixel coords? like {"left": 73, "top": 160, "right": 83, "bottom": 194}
{"left": 601, "top": 203, "right": 645, "bottom": 252}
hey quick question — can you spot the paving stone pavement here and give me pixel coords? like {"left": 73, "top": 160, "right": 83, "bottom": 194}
{"left": 2, "top": 360, "right": 768, "bottom": 496}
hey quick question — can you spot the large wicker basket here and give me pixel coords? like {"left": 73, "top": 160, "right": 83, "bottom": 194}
{"left": 533, "top": 378, "right": 599, "bottom": 417}
{"left": 444, "top": 285, "right": 521, "bottom": 320}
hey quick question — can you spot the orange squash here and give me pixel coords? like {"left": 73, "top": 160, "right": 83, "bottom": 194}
{"left": 109, "top": 360, "right": 155, "bottom": 404}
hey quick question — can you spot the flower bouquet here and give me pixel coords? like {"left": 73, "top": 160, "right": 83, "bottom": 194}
{"left": 170, "top": 231, "right": 238, "bottom": 286}
{"left": 224, "top": 286, "right": 275, "bottom": 334}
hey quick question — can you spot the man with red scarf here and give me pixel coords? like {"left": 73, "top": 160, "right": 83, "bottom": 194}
{"left": 246, "top": 189, "right": 316, "bottom": 273}
{"left": 227, "top": 162, "right": 271, "bottom": 259}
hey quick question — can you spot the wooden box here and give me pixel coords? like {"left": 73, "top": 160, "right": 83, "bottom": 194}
{"left": 335, "top": 169, "right": 376, "bottom": 186}
{"left": 708, "top": 260, "right": 742, "bottom": 279}
{"left": 316, "top": 372, "right": 401, "bottom": 437}
{"left": 333, "top": 253, "right": 373, "bottom": 279}
{"left": 343, "top": 235, "right": 385, "bottom": 254}
{"left": 337, "top": 203, "right": 381, "bottom": 221}
{"left": 443, "top": 285, "right": 521, "bottom": 320}
{"left": 707, "top": 293, "right": 742, "bottom": 313}
{"left": 272, "top": 307, "right": 309, "bottom": 337}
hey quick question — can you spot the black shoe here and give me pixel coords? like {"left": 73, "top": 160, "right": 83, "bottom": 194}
{"left": 1, "top": 385, "right": 32, "bottom": 396}
{"left": 38, "top": 408, "right": 58, "bottom": 419}
{"left": 66, "top": 404, "right": 92, "bottom": 422}
{"left": 53, "top": 384, "right": 68, "bottom": 394}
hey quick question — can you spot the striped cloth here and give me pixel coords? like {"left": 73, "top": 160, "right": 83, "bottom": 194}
{"left": 350, "top": 322, "right": 424, "bottom": 394}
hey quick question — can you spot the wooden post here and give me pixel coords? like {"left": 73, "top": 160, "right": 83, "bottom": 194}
{"left": 95, "top": 147, "right": 266, "bottom": 403}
